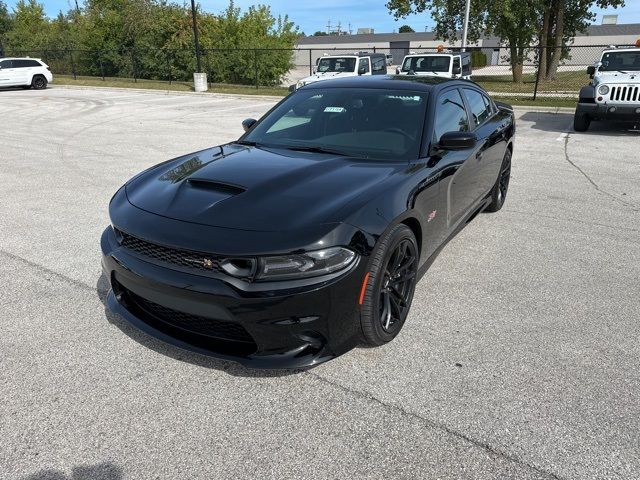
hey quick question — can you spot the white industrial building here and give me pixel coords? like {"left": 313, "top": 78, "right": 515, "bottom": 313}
{"left": 294, "top": 22, "right": 640, "bottom": 67}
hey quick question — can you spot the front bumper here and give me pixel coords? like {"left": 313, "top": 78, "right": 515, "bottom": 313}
{"left": 101, "top": 227, "right": 365, "bottom": 369}
{"left": 577, "top": 102, "right": 640, "bottom": 121}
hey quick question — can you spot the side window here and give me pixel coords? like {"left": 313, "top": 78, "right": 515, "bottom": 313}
{"left": 372, "top": 57, "right": 386, "bottom": 74}
{"left": 358, "top": 58, "right": 370, "bottom": 74}
{"left": 27, "top": 60, "right": 41, "bottom": 67}
{"left": 462, "top": 56, "right": 471, "bottom": 76}
{"left": 14, "top": 60, "right": 30, "bottom": 68}
{"left": 453, "top": 57, "right": 460, "bottom": 74}
{"left": 434, "top": 89, "right": 470, "bottom": 141}
{"left": 463, "top": 88, "right": 491, "bottom": 127}
{"left": 0, "top": 60, "right": 12, "bottom": 68}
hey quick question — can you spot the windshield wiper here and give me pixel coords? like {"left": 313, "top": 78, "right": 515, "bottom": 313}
{"left": 281, "top": 144, "right": 354, "bottom": 157}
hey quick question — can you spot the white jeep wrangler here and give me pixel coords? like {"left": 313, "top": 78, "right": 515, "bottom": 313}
{"left": 396, "top": 51, "right": 472, "bottom": 80}
{"left": 574, "top": 44, "right": 640, "bottom": 132}
{"left": 292, "top": 52, "right": 387, "bottom": 90}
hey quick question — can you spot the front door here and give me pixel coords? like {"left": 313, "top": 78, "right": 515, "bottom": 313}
{"left": 0, "top": 59, "right": 15, "bottom": 86}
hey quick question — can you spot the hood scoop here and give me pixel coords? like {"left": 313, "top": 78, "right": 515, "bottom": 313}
{"left": 186, "top": 178, "right": 246, "bottom": 195}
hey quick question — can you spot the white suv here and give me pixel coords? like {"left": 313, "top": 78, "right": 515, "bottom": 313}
{"left": 0, "top": 57, "right": 53, "bottom": 89}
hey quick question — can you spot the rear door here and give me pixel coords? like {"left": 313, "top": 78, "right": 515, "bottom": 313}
{"left": 0, "top": 59, "right": 15, "bottom": 86}
{"left": 12, "top": 59, "right": 35, "bottom": 85}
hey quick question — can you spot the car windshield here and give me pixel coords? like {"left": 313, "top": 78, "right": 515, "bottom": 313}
{"left": 241, "top": 88, "right": 428, "bottom": 161}
{"left": 600, "top": 51, "right": 640, "bottom": 71}
{"left": 317, "top": 57, "right": 357, "bottom": 73}
{"left": 402, "top": 56, "right": 451, "bottom": 73}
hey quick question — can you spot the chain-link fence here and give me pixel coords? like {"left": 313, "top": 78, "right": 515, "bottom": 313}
{"left": 4, "top": 44, "right": 632, "bottom": 100}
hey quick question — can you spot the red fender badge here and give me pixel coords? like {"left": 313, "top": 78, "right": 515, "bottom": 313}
{"left": 427, "top": 210, "right": 437, "bottom": 222}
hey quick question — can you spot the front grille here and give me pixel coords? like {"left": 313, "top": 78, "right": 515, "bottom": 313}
{"left": 127, "top": 290, "right": 255, "bottom": 345}
{"left": 117, "top": 229, "right": 223, "bottom": 273}
{"left": 609, "top": 86, "right": 640, "bottom": 103}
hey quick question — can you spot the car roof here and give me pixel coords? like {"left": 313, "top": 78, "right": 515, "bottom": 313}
{"left": 302, "top": 75, "right": 479, "bottom": 92}
{"left": 0, "top": 57, "right": 43, "bottom": 61}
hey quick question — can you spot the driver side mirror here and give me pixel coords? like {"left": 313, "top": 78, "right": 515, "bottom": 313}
{"left": 312, "top": 68, "right": 316, "bottom": 74}
{"left": 242, "top": 118, "right": 257, "bottom": 132}
{"left": 438, "top": 131, "right": 477, "bottom": 150}
{"left": 452, "top": 66, "right": 461, "bottom": 75}
{"left": 586, "top": 65, "right": 595, "bottom": 76}
{"left": 358, "top": 66, "right": 367, "bottom": 75}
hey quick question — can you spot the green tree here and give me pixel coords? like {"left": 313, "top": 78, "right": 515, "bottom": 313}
{"left": 386, "top": 0, "right": 625, "bottom": 83}
{"left": 313, "top": 30, "right": 328, "bottom": 36}
{"left": 4, "top": 0, "right": 51, "bottom": 52}
{"left": 0, "top": 1, "right": 12, "bottom": 54}
{"left": 398, "top": 24, "right": 415, "bottom": 32}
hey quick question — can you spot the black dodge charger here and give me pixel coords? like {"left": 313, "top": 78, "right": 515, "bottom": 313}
{"left": 102, "top": 76, "right": 515, "bottom": 368}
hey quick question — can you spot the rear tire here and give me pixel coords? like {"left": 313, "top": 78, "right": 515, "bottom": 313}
{"left": 573, "top": 111, "right": 590, "bottom": 132}
{"left": 360, "top": 224, "right": 419, "bottom": 346}
{"left": 485, "top": 148, "right": 512, "bottom": 213}
{"left": 32, "top": 75, "right": 47, "bottom": 90}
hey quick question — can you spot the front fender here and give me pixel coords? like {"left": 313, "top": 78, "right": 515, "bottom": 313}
{"left": 579, "top": 85, "right": 595, "bottom": 102}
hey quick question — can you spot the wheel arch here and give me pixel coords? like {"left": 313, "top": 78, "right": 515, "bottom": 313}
{"left": 401, "top": 216, "right": 422, "bottom": 255}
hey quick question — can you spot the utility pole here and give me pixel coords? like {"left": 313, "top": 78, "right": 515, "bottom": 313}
{"left": 461, "top": 0, "right": 471, "bottom": 51}
{"left": 190, "top": 0, "right": 202, "bottom": 72}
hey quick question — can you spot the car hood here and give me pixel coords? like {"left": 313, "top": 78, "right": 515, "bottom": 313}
{"left": 125, "top": 144, "right": 401, "bottom": 232}
{"left": 594, "top": 71, "right": 640, "bottom": 84}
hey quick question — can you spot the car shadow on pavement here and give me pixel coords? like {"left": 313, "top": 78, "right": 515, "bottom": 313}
{"left": 22, "top": 461, "right": 122, "bottom": 480}
{"left": 520, "top": 111, "right": 640, "bottom": 136}
{"left": 96, "top": 274, "right": 301, "bottom": 378}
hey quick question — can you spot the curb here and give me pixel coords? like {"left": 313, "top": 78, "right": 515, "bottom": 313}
{"left": 50, "top": 83, "right": 285, "bottom": 102}
{"left": 511, "top": 106, "right": 575, "bottom": 114}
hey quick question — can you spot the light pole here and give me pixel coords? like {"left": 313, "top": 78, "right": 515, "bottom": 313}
{"left": 461, "top": 0, "right": 471, "bottom": 52}
{"left": 190, "top": 0, "right": 202, "bottom": 73}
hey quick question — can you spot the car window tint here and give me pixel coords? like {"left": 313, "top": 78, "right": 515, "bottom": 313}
{"left": 0, "top": 60, "right": 12, "bottom": 68}
{"left": 463, "top": 88, "right": 491, "bottom": 127}
{"left": 358, "top": 58, "right": 370, "bottom": 73}
{"left": 434, "top": 89, "right": 469, "bottom": 141}
{"left": 265, "top": 94, "right": 323, "bottom": 133}
{"left": 245, "top": 88, "right": 428, "bottom": 161}
{"left": 372, "top": 57, "right": 386, "bottom": 73}
{"left": 14, "top": 59, "right": 36, "bottom": 68}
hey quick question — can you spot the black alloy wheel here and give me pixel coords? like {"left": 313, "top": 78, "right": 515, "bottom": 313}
{"left": 32, "top": 76, "right": 47, "bottom": 90}
{"left": 485, "top": 148, "right": 512, "bottom": 213}
{"left": 361, "top": 224, "right": 419, "bottom": 346}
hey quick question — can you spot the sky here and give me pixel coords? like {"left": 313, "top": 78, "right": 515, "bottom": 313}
{"left": 5, "top": 0, "right": 640, "bottom": 35}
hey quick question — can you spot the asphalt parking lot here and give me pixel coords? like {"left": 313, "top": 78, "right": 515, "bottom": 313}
{"left": 2, "top": 86, "right": 639, "bottom": 480}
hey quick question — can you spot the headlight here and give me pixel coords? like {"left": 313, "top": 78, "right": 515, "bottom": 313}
{"left": 598, "top": 84, "right": 610, "bottom": 95}
{"left": 254, "top": 247, "right": 357, "bottom": 281}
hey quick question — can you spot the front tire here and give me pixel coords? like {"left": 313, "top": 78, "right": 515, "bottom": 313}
{"left": 360, "top": 224, "right": 419, "bottom": 346}
{"left": 485, "top": 148, "right": 512, "bottom": 213}
{"left": 32, "top": 75, "right": 47, "bottom": 90}
{"left": 573, "top": 111, "right": 590, "bottom": 132}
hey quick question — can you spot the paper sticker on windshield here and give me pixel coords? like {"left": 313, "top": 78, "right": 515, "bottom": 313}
{"left": 324, "top": 106, "right": 346, "bottom": 113}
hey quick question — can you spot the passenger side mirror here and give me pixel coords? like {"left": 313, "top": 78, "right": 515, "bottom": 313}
{"left": 242, "top": 118, "right": 257, "bottom": 132}
{"left": 438, "top": 131, "right": 477, "bottom": 150}
{"left": 452, "top": 66, "right": 461, "bottom": 75}
{"left": 358, "top": 66, "right": 367, "bottom": 75}
{"left": 586, "top": 65, "right": 595, "bottom": 76}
